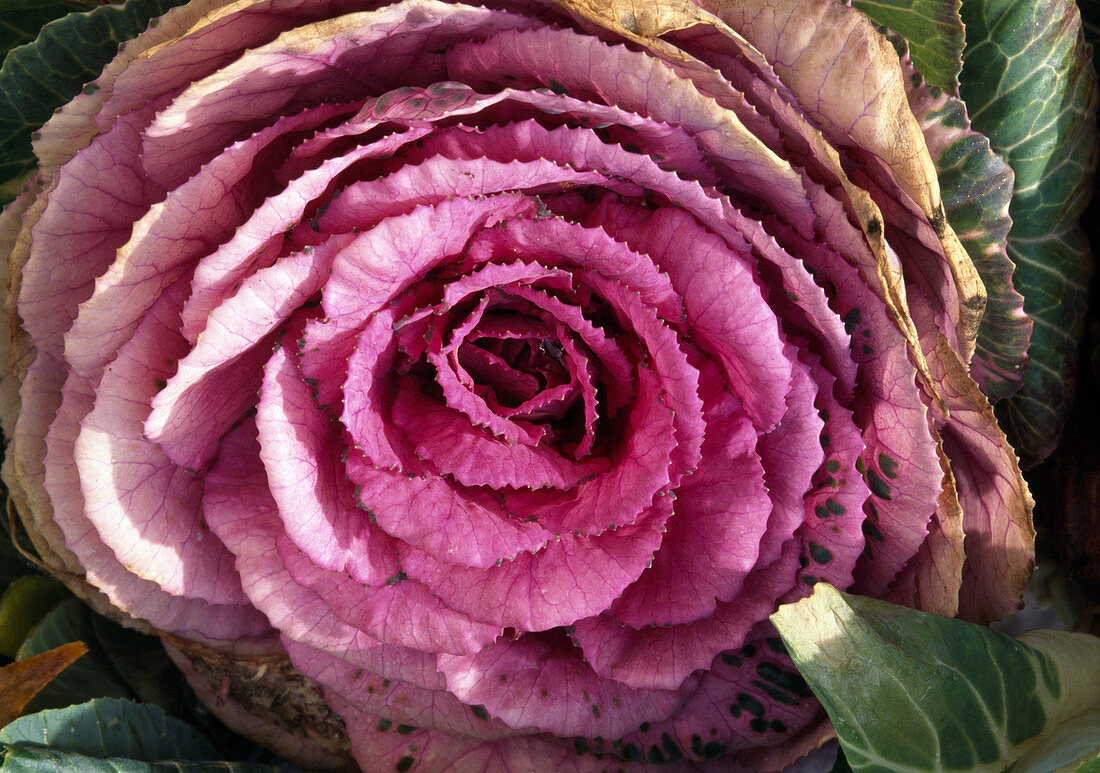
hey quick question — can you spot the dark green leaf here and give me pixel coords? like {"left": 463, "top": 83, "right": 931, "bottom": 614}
{"left": 0, "top": 744, "right": 285, "bottom": 772}
{"left": 88, "top": 612, "right": 189, "bottom": 714}
{"left": 0, "top": 575, "right": 69, "bottom": 658}
{"left": 772, "top": 584, "right": 1100, "bottom": 772}
{"left": 851, "top": 0, "right": 965, "bottom": 94}
{"left": 0, "top": 0, "right": 190, "bottom": 202}
{"left": 959, "top": 0, "right": 1098, "bottom": 467}
{"left": 914, "top": 84, "right": 1027, "bottom": 400}
{"left": 16, "top": 598, "right": 134, "bottom": 713}
{"left": 0, "top": 532, "right": 36, "bottom": 595}
{"left": 0, "top": 1, "right": 96, "bottom": 63}
{"left": 1075, "top": 755, "right": 1100, "bottom": 772}
{"left": 832, "top": 748, "right": 856, "bottom": 773}
{"left": 0, "top": 699, "right": 220, "bottom": 761}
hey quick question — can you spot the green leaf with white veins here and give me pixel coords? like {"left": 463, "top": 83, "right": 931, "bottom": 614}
{"left": 850, "top": 0, "right": 965, "bottom": 94}
{"left": 771, "top": 583, "right": 1100, "bottom": 772}
{"left": 958, "top": 0, "right": 1098, "bottom": 468}
{"left": 0, "top": 0, "right": 191, "bottom": 203}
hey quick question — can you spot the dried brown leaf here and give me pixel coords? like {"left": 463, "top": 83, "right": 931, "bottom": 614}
{"left": 0, "top": 640, "right": 88, "bottom": 726}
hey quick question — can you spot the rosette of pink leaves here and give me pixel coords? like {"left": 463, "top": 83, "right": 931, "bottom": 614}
{"left": 0, "top": 0, "right": 1034, "bottom": 769}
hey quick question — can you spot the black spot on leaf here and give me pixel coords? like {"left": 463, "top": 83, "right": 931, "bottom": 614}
{"left": 737, "top": 693, "right": 765, "bottom": 717}
{"left": 866, "top": 468, "right": 892, "bottom": 499}
{"left": 756, "top": 662, "right": 812, "bottom": 698}
{"left": 661, "top": 733, "right": 683, "bottom": 761}
{"left": 691, "top": 734, "right": 728, "bottom": 761}
{"left": 751, "top": 679, "right": 798, "bottom": 705}
{"left": 808, "top": 542, "right": 834, "bottom": 564}
{"left": 863, "top": 520, "right": 885, "bottom": 542}
{"left": 877, "top": 453, "right": 899, "bottom": 479}
{"left": 842, "top": 308, "right": 862, "bottom": 333}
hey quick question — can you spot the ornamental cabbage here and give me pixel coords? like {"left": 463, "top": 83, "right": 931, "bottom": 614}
{"left": 0, "top": 0, "right": 1037, "bottom": 769}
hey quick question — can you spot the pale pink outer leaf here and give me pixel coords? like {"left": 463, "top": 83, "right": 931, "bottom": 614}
{"left": 73, "top": 279, "right": 247, "bottom": 606}
{"left": 205, "top": 417, "right": 502, "bottom": 658}
{"left": 436, "top": 631, "right": 690, "bottom": 738}
{"left": 63, "top": 101, "right": 352, "bottom": 380}
{"left": 257, "top": 325, "right": 399, "bottom": 586}
{"left": 282, "top": 639, "right": 527, "bottom": 742}
{"left": 145, "top": 240, "right": 331, "bottom": 470}
{"left": 400, "top": 494, "right": 669, "bottom": 632}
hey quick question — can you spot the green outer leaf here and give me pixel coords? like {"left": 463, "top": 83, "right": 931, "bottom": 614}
{"left": 1008, "top": 629, "right": 1100, "bottom": 773}
{"left": 850, "top": 0, "right": 965, "bottom": 94}
{"left": 0, "top": 531, "right": 39, "bottom": 594}
{"left": 0, "top": 745, "right": 286, "bottom": 772}
{"left": 0, "top": 0, "right": 190, "bottom": 202}
{"left": 959, "top": 0, "right": 1099, "bottom": 468}
{"left": 914, "top": 86, "right": 1029, "bottom": 401}
{"left": 772, "top": 583, "right": 1100, "bottom": 773}
{"left": 16, "top": 598, "right": 135, "bottom": 713}
{"left": 0, "top": 699, "right": 220, "bottom": 762}
{"left": 88, "top": 611, "right": 191, "bottom": 714}
{"left": 0, "top": 575, "right": 69, "bottom": 658}
{"left": 1075, "top": 756, "right": 1100, "bottom": 773}
{"left": 0, "top": 1, "right": 95, "bottom": 63}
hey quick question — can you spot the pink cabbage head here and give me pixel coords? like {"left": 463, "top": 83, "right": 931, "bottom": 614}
{"left": 0, "top": 0, "right": 1035, "bottom": 769}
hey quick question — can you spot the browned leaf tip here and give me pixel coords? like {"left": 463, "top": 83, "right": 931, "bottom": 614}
{"left": 0, "top": 641, "right": 88, "bottom": 727}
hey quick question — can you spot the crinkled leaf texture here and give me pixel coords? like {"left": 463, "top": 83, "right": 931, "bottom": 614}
{"left": 772, "top": 584, "right": 1100, "bottom": 773}
{"left": 855, "top": 12, "right": 1027, "bottom": 405}
{"left": 959, "top": 0, "right": 1098, "bottom": 467}
{"left": 0, "top": 0, "right": 1036, "bottom": 770}
{"left": 0, "top": 0, "right": 192, "bottom": 202}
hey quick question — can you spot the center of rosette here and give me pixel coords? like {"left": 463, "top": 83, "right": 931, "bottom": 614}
{"left": 383, "top": 263, "right": 613, "bottom": 484}
{"left": 327, "top": 198, "right": 704, "bottom": 543}
{"left": 453, "top": 315, "right": 579, "bottom": 419}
